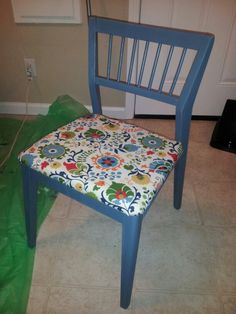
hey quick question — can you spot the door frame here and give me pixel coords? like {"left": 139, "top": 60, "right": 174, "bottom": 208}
{"left": 124, "top": 0, "right": 141, "bottom": 118}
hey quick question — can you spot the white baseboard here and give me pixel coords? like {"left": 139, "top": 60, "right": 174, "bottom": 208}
{"left": 0, "top": 102, "right": 134, "bottom": 119}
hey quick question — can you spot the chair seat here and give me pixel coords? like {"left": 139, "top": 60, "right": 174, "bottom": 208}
{"left": 18, "top": 114, "right": 182, "bottom": 216}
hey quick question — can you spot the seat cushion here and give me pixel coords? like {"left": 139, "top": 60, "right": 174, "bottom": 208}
{"left": 19, "top": 114, "right": 182, "bottom": 216}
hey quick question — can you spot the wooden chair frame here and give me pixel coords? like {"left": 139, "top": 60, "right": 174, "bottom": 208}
{"left": 21, "top": 15, "right": 214, "bottom": 309}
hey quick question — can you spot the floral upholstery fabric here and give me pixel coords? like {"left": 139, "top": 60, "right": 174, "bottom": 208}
{"left": 18, "top": 114, "right": 182, "bottom": 216}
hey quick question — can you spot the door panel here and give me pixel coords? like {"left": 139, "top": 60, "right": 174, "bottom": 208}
{"left": 133, "top": 0, "right": 236, "bottom": 116}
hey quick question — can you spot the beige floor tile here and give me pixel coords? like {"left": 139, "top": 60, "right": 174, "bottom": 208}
{"left": 221, "top": 295, "right": 236, "bottom": 314}
{"left": 37, "top": 216, "right": 67, "bottom": 244}
{"left": 51, "top": 218, "right": 121, "bottom": 288}
{"left": 189, "top": 120, "right": 215, "bottom": 144}
{"left": 194, "top": 181, "right": 236, "bottom": 226}
{"left": 32, "top": 218, "right": 66, "bottom": 285}
{"left": 49, "top": 193, "right": 71, "bottom": 219}
{"left": 45, "top": 287, "right": 131, "bottom": 314}
{"left": 145, "top": 178, "right": 201, "bottom": 227}
{"left": 32, "top": 247, "right": 58, "bottom": 286}
{"left": 68, "top": 199, "right": 107, "bottom": 221}
{"left": 186, "top": 142, "right": 236, "bottom": 183}
{"left": 27, "top": 285, "right": 49, "bottom": 314}
{"left": 206, "top": 228, "right": 236, "bottom": 293}
{"left": 135, "top": 225, "right": 216, "bottom": 292}
{"left": 134, "top": 291, "right": 222, "bottom": 314}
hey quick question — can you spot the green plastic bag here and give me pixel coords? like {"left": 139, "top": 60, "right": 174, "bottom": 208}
{"left": 0, "top": 95, "right": 90, "bottom": 314}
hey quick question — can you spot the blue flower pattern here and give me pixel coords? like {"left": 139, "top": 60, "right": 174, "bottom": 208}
{"left": 19, "top": 114, "right": 182, "bottom": 216}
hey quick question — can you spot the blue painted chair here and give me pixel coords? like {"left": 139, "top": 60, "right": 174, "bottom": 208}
{"left": 19, "top": 15, "right": 214, "bottom": 309}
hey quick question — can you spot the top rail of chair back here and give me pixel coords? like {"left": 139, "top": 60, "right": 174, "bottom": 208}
{"left": 90, "top": 16, "right": 213, "bottom": 49}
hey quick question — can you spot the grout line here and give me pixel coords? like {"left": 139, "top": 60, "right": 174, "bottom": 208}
{"left": 31, "top": 283, "right": 236, "bottom": 297}
{"left": 134, "top": 288, "right": 220, "bottom": 295}
{"left": 41, "top": 283, "right": 120, "bottom": 291}
{"left": 191, "top": 183, "right": 205, "bottom": 226}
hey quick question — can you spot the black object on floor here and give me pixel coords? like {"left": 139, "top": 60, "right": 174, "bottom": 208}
{"left": 210, "top": 99, "right": 236, "bottom": 154}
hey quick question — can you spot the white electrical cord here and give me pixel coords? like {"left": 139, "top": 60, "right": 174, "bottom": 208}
{"left": 0, "top": 80, "right": 31, "bottom": 169}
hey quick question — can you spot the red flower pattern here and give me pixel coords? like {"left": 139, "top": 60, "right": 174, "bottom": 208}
{"left": 63, "top": 162, "right": 77, "bottom": 171}
{"left": 41, "top": 161, "right": 49, "bottom": 170}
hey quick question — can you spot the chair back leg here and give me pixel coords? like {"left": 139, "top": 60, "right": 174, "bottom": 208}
{"left": 174, "top": 109, "right": 191, "bottom": 209}
{"left": 22, "top": 166, "right": 38, "bottom": 248}
{"left": 174, "top": 152, "right": 187, "bottom": 209}
{"left": 120, "top": 215, "right": 143, "bottom": 309}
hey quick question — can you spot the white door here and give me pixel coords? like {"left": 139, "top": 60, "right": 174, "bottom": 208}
{"left": 127, "top": 0, "right": 236, "bottom": 116}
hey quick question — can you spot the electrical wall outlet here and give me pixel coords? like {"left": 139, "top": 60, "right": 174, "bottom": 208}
{"left": 24, "top": 58, "right": 37, "bottom": 80}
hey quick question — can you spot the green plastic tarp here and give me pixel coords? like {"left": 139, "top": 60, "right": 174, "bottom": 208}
{"left": 0, "top": 95, "right": 90, "bottom": 314}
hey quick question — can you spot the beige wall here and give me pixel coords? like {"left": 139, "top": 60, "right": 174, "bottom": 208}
{"left": 0, "top": 0, "right": 128, "bottom": 108}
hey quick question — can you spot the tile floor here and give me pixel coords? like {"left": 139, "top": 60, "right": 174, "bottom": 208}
{"left": 27, "top": 119, "right": 236, "bottom": 314}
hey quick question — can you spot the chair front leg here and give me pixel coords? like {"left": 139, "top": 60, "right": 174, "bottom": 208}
{"left": 22, "top": 165, "right": 38, "bottom": 248}
{"left": 120, "top": 215, "right": 142, "bottom": 309}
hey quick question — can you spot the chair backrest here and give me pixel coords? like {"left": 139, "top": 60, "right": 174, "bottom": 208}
{"left": 88, "top": 16, "right": 214, "bottom": 147}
